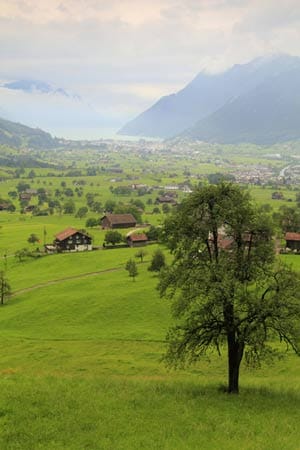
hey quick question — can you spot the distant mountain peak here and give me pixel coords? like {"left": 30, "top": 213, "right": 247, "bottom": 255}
{"left": 1, "top": 79, "right": 80, "bottom": 100}
{"left": 118, "top": 53, "right": 300, "bottom": 144}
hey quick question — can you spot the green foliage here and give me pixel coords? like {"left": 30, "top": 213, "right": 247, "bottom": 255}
{"left": 27, "top": 233, "right": 40, "bottom": 245}
{"left": 104, "top": 230, "right": 123, "bottom": 246}
{"left": 104, "top": 199, "right": 116, "bottom": 213}
{"left": 85, "top": 217, "right": 99, "bottom": 228}
{"left": 162, "top": 203, "right": 171, "bottom": 214}
{"left": 63, "top": 199, "right": 76, "bottom": 214}
{"left": 131, "top": 199, "right": 145, "bottom": 211}
{"left": 148, "top": 249, "right": 166, "bottom": 272}
{"left": 0, "top": 270, "right": 10, "bottom": 305}
{"left": 125, "top": 258, "right": 138, "bottom": 281}
{"left": 112, "top": 186, "right": 132, "bottom": 195}
{"left": 273, "top": 205, "right": 300, "bottom": 232}
{"left": 146, "top": 226, "right": 161, "bottom": 241}
{"left": 160, "top": 183, "right": 300, "bottom": 393}
{"left": 135, "top": 249, "right": 147, "bottom": 263}
{"left": 75, "top": 206, "right": 88, "bottom": 219}
{"left": 16, "top": 182, "right": 30, "bottom": 193}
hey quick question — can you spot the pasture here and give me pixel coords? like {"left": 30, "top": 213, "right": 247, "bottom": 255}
{"left": 0, "top": 145, "right": 300, "bottom": 448}
{"left": 0, "top": 247, "right": 300, "bottom": 448}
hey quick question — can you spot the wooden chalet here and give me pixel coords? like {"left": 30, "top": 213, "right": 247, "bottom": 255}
{"left": 285, "top": 232, "right": 300, "bottom": 252}
{"left": 19, "top": 192, "right": 32, "bottom": 201}
{"left": 126, "top": 233, "right": 148, "bottom": 247}
{"left": 101, "top": 214, "right": 137, "bottom": 229}
{"left": 54, "top": 227, "right": 92, "bottom": 252}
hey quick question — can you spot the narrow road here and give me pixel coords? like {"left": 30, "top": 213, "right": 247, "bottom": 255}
{"left": 11, "top": 267, "right": 122, "bottom": 298}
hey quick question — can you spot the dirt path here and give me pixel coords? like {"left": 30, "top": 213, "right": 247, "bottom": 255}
{"left": 11, "top": 267, "right": 122, "bottom": 297}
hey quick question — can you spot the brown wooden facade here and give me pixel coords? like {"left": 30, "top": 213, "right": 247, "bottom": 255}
{"left": 54, "top": 227, "right": 92, "bottom": 252}
{"left": 285, "top": 232, "right": 300, "bottom": 251}
{"left": 101, "top": 214, "right": 137, "bottom": 229}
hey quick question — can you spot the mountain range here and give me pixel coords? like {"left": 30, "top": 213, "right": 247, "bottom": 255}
{"left": 1, "top": 79, "right": 79, "bottom": 99}
{"left": 118, "top": 54, "right": 300, "bottom": 144}
{"left": 0, "top": 78, "right": 100, "bottom": 139}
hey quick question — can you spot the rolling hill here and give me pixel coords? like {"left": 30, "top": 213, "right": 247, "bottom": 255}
{"left": 0, "top": 116, "right": 58, "bottom": 149}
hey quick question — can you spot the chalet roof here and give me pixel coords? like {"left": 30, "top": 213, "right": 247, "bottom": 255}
{"left": 285, "top": 232, "right": 300, "bottom": 241}
{"left": 102, "top": 213, "right": 136, "bottom": 225}
{"left": 127, "top": 233, "right": 148, "bottom": 242}
{"left": 55, "top": 227, "right": 90, "bottom": 241}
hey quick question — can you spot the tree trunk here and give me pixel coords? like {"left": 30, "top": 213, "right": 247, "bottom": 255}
{"left": 227, "top": 333, "right": 244, "bottom": 394}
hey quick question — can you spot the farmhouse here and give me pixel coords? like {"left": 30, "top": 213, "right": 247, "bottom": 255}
{"left": 285, "top": 232, "right": 300, "bottom": 252}
{"left": 126, "top": 233, "right": 148, "bottom": 247}
{"left": 54, "top": 227, "right": 92, "bottom": 252}
{"left": 101, "top": 214, "right": 137, "bottom": 229}
{"left": 0, "top": 202, "right": 10, "bottom": 211}
{"left": 155, "top": 195, "right": 177, "bottom": 205}
{"left": 19, "top": 192, "right": 32, "bottom": 201}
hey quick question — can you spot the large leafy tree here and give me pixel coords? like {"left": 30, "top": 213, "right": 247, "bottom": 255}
{"left": 159, "top": 184, "right": 300, "bottom": 393}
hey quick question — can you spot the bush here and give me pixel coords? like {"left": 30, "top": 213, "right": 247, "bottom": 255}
{"left": 148, "top": 249, "right": 166, "bottom": 272}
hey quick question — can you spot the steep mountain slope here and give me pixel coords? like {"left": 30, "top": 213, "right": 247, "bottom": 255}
{"left": 183, "top": 67, "right": 300, "bottom": 144}
{"left": 0, "top": 116, "right": 58, "bottom": 148}
{"left": 118, "top": 54, "right": 300, "bottom": 140}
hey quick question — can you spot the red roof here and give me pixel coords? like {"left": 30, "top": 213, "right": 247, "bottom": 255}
{"left": 285, "top": 232, "right": 300, "bottom": 241}
{"left": 55, "top": 227, "right": 90, "bottom": 241}
{"left": 128, "top": 233, "right": 148, "bottom": 242}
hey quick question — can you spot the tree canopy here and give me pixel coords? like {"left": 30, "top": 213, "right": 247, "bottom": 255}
{"left": 159, "top": 183, "right": 300, "bottom": 393}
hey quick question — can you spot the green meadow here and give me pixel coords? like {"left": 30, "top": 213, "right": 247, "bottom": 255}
{"left": 0, "top": 246, "right": 300, "bottom": 449}
{"left": 0, "top": 145, "right": 300, "bottom": 448}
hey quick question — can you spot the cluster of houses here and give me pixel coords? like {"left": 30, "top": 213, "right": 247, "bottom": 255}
{"left": 45, "top": 213, "right": 149, "bottom": 253}
{"left": 42, "top": 210, "right": 300, "bottom": 254}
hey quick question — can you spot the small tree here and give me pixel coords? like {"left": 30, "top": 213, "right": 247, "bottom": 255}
{"left": 162, "top": 203, "right": 171, "bottom": 214}
{"left": 148, "top": 249, "right": 166, "bottom": 272}
{"left": 27, "top": 233, "right": 40, "bottom": 245}
{"left": 135, "top": 249, "right": 147, "bottom": 263}
{"left": 86, "top": 217, "right": 99, "bottom": 228}
{"left": 15, "top": 248, "right": 30, "bottom": 262}
{"left": 75, "top": 206, "right": 88, "bottom": 218}
{"left": 104, "top": 231, "right": 123, "bottom": 246}
{"left": 63, "top": 200, "right": 76, "bottom": 214}
{"left": 125, "top": 259, "right": 138, "bottom": 281}
{"left": 0, "top": 271, "right": 11, "bottom": 305}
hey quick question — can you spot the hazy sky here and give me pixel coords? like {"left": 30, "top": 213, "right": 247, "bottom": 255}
{"left": 1, "top": 0, "right": 300, "bottom": 136}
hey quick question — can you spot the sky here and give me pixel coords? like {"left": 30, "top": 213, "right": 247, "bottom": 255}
{"left": 1, "top": 0, "right": 300, "bottom": 138}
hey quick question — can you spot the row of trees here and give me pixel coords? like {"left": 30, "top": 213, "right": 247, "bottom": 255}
{"left": 125, "top": 249, "right": 166, "bottom": 281}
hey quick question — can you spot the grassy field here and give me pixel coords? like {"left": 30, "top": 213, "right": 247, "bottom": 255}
{"left": 0, "top": 146, "right": 300, "bottom": 448}
{"left": 0, "top": 249, "right": 300, "bottom": 448}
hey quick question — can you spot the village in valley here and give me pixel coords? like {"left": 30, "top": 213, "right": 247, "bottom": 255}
{"left": 1, "top": 137, "right": 300, "bottom": 262}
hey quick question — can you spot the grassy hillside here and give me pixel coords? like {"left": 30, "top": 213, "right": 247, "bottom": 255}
{"left": 0, "top": 116, "right": 58, "bottom": 149}
{"left": 0, "top": 250, "right": 300, "bottom": 448}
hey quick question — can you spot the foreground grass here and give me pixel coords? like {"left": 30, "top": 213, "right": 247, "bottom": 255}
{"left": 0, "top": 250, "right": 300, "bottom": 448}
{"left": 1, "top": 374, "right": 300, "bottom": 450}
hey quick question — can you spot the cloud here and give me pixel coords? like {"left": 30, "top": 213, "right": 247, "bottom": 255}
{"left": 0, "top": 0, "right": 300, "bottom": 137}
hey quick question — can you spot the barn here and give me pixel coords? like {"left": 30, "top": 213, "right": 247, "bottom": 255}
{"left": 126, "top": 233, "right": 148, "bottom": 247}
{"left": 285, "top": 232, "right": 300, "bottom": 252}
{"left": 101, "top": 214, "right": 137, "bottom": 229}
